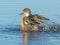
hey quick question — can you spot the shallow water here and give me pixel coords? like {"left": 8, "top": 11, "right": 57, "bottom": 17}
{"left": 0, "top": 25, "right": 60, "bottom": 45}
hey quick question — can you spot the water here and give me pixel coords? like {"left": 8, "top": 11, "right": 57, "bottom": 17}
{"left": 0, "top": 0, "right": 60, "bottom": 45}
{"left": 0, "top": 25, "right": 60, "bottom": 45}
{"left": 0, "top": 0, "right": 60, "bottom": 25}
{"left": 0, "top": 27, "right": 60, "bottom": 45}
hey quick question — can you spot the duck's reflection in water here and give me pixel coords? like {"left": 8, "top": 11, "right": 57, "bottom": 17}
{"left": 22, "top": 32, "right": 30, "bottom": 45}
{"left": 21, "top": 32, "right": 45, "bottom": 45}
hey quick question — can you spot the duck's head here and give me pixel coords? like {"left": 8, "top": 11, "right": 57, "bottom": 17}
{"left": 20, "top": 8, "right": 31, "bottom": 17}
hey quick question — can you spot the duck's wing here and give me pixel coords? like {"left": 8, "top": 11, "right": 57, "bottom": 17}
{"left": 35, "top": 14, "right": 49, "bottom": 20}
{"left": 30, "top": 14, "right": 49, "bottom": 24}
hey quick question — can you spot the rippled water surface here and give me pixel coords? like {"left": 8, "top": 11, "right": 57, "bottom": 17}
{"left": 0, "top": 0, "right": 60, "bottom": 45}
{"left": 0, "top": 25, "right": 60, "bottom": 45}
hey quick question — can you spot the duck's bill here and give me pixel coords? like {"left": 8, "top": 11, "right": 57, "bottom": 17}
{"left": 19, "top": 13, "right": 24, "bottom": 15}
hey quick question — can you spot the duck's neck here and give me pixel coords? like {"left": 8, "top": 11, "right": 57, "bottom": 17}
{"left": 25, "top": 14, "right": 32, "bottom": 17}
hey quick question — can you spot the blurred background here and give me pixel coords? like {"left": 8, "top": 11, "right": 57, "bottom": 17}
{"left": 0, "top": 0, "right": 60, "bottom": 27}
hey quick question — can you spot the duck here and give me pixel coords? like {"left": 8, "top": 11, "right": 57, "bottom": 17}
{"left": 20, "top": 8, "right": 49, "bottom": 31}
